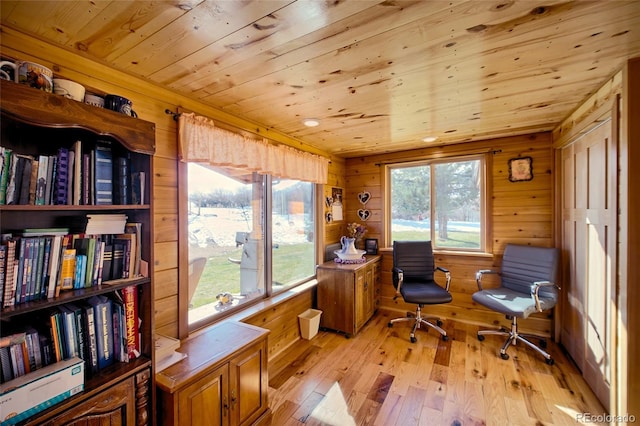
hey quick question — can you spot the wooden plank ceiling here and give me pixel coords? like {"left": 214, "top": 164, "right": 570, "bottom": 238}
{"left": 2, "top": 0, "right": 640, "bottom": 158}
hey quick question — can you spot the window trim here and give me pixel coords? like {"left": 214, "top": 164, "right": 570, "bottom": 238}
{"left": 178, "top": 163, "right": 319, "bottom": 337}
{"left": 385, "top": 153, "right": 489, "bottom": 254}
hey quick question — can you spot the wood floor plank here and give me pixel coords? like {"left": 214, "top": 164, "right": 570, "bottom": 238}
{"left": 268, "top": 317, "right": 606, "bottom": 425}
{"left": 503, "top": 396, "right": 536, "bottom": 425}
{"left": 514, "top": 358, "right": 554, "bottom": 423}
{"left": 462, "top": 381, "right": 486, "bottom": 421}
{"left": 372, "top": 392, "right": 402, "bottom": 426}
{"left": 423, "top": 379, "right": 447, "bottom": 412}
{"left": 354, "top": 398, "right": 381, "bottom": 426}
{"left": 395, "top": 385, "right": 427, "bottom": 426}
{"left": 292, "top": 390, "right": 326, "bottom": 423}
{"left": 270, "top": 399, "right": 301, "bottom": 426}
{"left": 481, "top": 379, "right": 510, "bottom": 426}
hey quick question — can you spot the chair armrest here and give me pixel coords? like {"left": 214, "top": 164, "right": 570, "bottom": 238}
{"left": 531, "top": 281, "right": 559, "bottom": 311}
{"left": 436, "top": 266, "right": 451, "bottom": 291}
{"left": 475, "top": 269, "right": 497, "bottom": 291}
{"left": 392, "top": 267, "right": 404, "bottom": 300}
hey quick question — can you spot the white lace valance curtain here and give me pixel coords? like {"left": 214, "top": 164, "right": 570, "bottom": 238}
{"left": 178, "top": 112, "right": 328, "bottom": 184}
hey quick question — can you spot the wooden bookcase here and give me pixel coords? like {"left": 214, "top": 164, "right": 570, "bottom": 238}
{"left": 0, "top": 80, "right": 155, "bottom": 425}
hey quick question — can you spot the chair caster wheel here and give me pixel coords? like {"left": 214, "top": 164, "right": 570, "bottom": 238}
{"left": 437, "top": 320, "right": 443, "bottom": 327}
{"left": 500, "top": 353, "right": 510, "bottom": 360}
{"left": 388, "top": 322, "right": 393, "bottom": 328}
{"left": 545, "top": 358, "right": 554, "bottom": 366}
{"left": 442, "top": 335, "right": 448, "bottom": 341}
{"left": 477, "top": 334, "right": 485, "bottom": 341}
{"left": 410, "top": 336, "right": 417, "bottom": 343}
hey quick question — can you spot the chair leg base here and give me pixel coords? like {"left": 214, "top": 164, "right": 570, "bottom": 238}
{"left": 388, "top": 305, "right": 447, "bottom": 342}
{"left": 477, "top": 317, "right": 554, "bottom": 365}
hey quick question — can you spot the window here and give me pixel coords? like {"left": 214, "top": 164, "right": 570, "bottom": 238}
{"left": 186, "top": 163, "right": 316, "bottom": 327}
{"left": 270, "top": 179, "right": 316, "bottom": 292}
{"left": 388, "top": 155, "right": 485, "bottom": 251}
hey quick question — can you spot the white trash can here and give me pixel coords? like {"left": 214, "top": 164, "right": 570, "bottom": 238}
{"left": 298, "top": 309, "right": 322, "bottom": 340}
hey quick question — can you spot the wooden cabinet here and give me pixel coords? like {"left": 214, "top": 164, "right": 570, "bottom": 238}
{"left": 317, "top": 255, "right": 381, "bottom": 337}
{"left": 40, "top": 368, "right": 151, "bottom": 426}
{"left": 0, "top": 80, "right": 155, "bottom": 425}
{"left": 156, "top": 322, "right": 271, "bottom": 426}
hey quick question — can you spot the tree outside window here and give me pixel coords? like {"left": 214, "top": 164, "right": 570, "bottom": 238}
{"left": 389, "top": 156, "right": 484, "bottom": 250}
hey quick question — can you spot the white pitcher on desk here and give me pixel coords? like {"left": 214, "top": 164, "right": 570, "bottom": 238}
{"left": 340, "top": 236, "right": 358, "bottom": 254}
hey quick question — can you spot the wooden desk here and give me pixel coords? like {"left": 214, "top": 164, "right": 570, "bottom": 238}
{"left": 316, "top": 255, "right": 381, "bottom": 337}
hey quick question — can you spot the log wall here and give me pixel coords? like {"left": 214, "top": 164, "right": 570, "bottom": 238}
{"left": 345, "top": 133, "right": 556, "bottom": 336}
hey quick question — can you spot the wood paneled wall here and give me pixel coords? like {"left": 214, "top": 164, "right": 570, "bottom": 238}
{"left": 344, "top": 134, "right": 556, "bottom": 336}
{"left": 0, "top": 30, "right": 334, "bottom": 347}
{"left": 0, "top": 27, "right": 564, "bottom": 344}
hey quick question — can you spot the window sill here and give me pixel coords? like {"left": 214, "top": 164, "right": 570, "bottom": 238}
{"left": 189, "top": 279, "right": 318, "bottom": 338}
{"left": 380, "top": 246, "right": 494, "bottom": 258}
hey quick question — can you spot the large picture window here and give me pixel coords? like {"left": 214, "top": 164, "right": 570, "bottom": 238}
{"left": 388, "top": 155, "right": 485, "bottom": 251}
{"left": 186, "top": 164, "right": 316, "bottom": 327}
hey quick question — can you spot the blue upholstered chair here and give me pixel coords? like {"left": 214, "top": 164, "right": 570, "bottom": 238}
{"left": 473, "top": 244, "right": 560, "bottom": 365}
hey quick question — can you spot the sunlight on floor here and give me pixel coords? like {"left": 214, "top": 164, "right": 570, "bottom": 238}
{"left": 308, "top": 382, "right": 356, "bottom": 426}
{"left": 556, "top": 404, "right": 580, "bottom": 422}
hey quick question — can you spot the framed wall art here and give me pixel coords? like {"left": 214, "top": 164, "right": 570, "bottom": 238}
{"left": 508, "top": 156, "right": 533, "bottom": 182}
{"left": 364, "top": 238, "right": 378, "bottom": 255}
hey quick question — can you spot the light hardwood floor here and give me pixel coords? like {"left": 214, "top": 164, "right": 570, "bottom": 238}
{"left": 268, "top": 311, "right": 606, "bottom": 426}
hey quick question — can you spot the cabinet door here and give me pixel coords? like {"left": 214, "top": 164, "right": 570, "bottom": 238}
{"left": 317, "top": 268, "right": 355, "bottom": 334}
{"left": 40, "top": 376, "right": 136, "bottom": 426}
{"left": 229, "top": 341, "right": 268, "bottom": 426}
{"left": 177, "top": 364, "right": 229, "bottom": 426}
{"left": 364, "top": 264, "right": 375, "bottom": 320}
{"left": 354, "top": 269, "right": 367, "bottom": 331}
{"left": 355, "top": 265, "right": 376, "bottom": 333}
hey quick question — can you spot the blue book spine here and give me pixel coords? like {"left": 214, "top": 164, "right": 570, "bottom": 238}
{"left": 89, "top": 296, "right": 114, "bottom": 370}
{"left": 94, "top": 141, "right": 113, "bottom": 205}
{"left": 74, "top": 255, "right": 87, "bottom": 289}
{"left": 55, "top": 147, "right": 69, "bottom": 205}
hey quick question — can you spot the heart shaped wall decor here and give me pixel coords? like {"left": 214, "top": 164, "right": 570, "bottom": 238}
{"left": 357, "top": 209, "right": 371, "bottom": 221}
{"left": 357, "top": 191, "right": 371, "bottom": 205}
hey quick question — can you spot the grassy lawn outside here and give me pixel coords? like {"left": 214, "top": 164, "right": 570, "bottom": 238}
{"left": 391, "top": 229, "right": 480, "bottom": 249}
{"left": 191, "top": 229, "right": 478, "bottom": 309}
{"left": 190, "top": 242, "right": 314, "bottom": 308}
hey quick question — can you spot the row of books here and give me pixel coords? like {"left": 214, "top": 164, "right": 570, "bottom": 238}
{"left": 0, "top": 287, "right": 140, "bottom": 384}
{"left": 0, "top": 221, "right": 142, "bottom": 309}
{"left": 0, "top": 141, "right": 146, "bottom": 206}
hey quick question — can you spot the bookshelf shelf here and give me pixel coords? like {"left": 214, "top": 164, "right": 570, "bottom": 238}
{"left": 1, "top": 81, "right": 155, "bottom": 425}
{"left": 0, "top": 277, "right": 150, "bottom": 319}
{"left": 0, "top": 204, "right": 151, "bottom": 211}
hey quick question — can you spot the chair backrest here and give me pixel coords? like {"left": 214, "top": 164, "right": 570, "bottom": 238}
{"left": 393, "top": 240, "right": 435, "bottom": 281}
{"left": 501, "top": 244, "right": 560, "bottom": 299}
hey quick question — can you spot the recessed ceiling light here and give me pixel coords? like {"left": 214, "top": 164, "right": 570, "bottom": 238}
{"left": 303, "top": 118, "right": 320, "bottom": 127}
{"left": 422, "top": 136, "right": 438, "bottom": 143}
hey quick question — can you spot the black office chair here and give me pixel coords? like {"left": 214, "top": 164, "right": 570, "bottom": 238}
{"left": 388, "top": 241, "right": 452, "bottom": 342}
{"left": 473, "top": 244, "right": 560, "bottom": 365}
